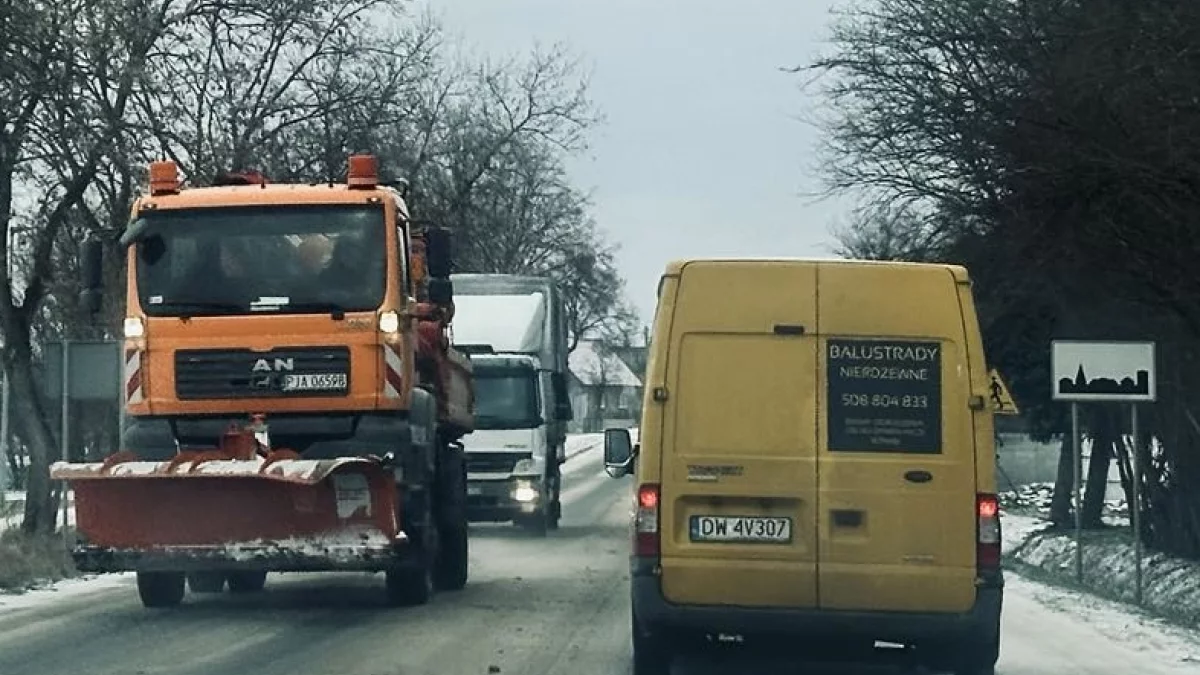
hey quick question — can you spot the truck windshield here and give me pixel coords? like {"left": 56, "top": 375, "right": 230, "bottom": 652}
{"left": 134, "top": 204, "right": 386, "bottom": 316}
{"left": 473, "top": 368, "right": 541, "bottom": 430}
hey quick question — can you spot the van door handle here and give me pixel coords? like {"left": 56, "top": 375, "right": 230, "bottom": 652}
{"left": 773, "top": 324, "right": 806, "bottom": 336}
{"left": 904, "top": 470, "right": 933, "bottom": 484}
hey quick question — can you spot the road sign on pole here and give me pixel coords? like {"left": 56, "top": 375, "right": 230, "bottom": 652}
{"left": 1050, "top": 339, "right": 1156, "bottom": 600}
{"left": 1050, "top": 340, "right": 1156, "bottom": 402}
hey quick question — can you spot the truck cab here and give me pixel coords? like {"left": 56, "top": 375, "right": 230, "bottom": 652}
{"left": 460, "top": 353, "right": 559, "bottom": 533}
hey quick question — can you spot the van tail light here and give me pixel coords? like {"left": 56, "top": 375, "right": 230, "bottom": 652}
{"left": 634, "top": 483, "right": 661, "bottom": 557}
{"left": 976, "top": 493, "right": 1001, "bottom": 570}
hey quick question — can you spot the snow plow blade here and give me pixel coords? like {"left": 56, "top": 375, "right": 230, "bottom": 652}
{"left": 49, "top": 451, "right": 407, "bottom": 574}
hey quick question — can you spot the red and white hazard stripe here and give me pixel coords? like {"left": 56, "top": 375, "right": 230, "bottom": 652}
{"left": 382, "top": 343, "right": 405, "bottom": 399}
{"left": 125, "top": 349, "right": 145, "bottom": 404}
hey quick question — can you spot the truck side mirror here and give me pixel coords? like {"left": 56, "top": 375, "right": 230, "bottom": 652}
{"left": 424, "top": 227, "right": 453, "bottom": 279}
{"left": 80, "top": 237, "right": 104, "bottom": 316}
{"left": 604, "top": 428, "right": 635, "bottom": 478}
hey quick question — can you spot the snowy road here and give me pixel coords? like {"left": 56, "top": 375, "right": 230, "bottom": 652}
{"left": 1, "top": 442, "right": 1197, "bottom": 675}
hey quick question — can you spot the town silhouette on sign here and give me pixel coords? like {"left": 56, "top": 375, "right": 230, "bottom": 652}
{"left": 1058, "top": 364, "right": 1150, "bottom": 396}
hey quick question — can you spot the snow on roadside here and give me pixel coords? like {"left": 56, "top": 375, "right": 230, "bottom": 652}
{"left": 1011, "top": 527, "right": 1200, "bottom": 625}
{"left": 1006, "top": 573, "right": 1200, "bottom": 667}
{"left": 0, "top": 573, "right": 132, "bottom": 613}
{"left": 1002, "top": 484, "right": 1200, "bottom": 629}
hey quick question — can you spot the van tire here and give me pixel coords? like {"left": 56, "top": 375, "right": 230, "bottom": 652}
{"left": 632, "top": 611, "right": 672, "bottom": 675}
{"left": 928, "top": 633, "right": 999, "bottom": 675}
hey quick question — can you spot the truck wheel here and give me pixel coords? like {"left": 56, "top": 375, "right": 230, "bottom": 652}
{"left": 187, "top": 572, "right": 226, "bottom": 594}
{"left": 434, "top": 522, "right": 469, "bottom": 591}
{"left": 433, "top": 440, "right": 469, "bottom": 591}
{"left": 227, "top": 570, "right": 267, "bottom": 593}
{"left": 518, "top": 511, "right": 549, "bottom": 537}
{"left": 386, "top": 561, "right": 433, "bottom": 606}
{"left": 137, "top": 571, "right": 185, "bottom": 608}
{"left": 548, "top": 485, "right": 562, "bottom": 530}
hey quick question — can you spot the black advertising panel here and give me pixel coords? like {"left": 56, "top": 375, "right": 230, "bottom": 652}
{"left": 826, "top": 339, "right": 942, "bottom": 454}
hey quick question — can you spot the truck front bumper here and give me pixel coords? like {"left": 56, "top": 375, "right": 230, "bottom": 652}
{"left": 465, "top": 476, "right": 545, "bottom": 522}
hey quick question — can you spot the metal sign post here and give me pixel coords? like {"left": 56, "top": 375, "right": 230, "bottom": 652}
{"left": 60, "top": 340, "right": 70, "bottom": 543}
{"left": 1071, "top": 401, "right": 1082, "bottom": 582}
{"left": 1130, "top": 403, "right": 1142, "bottom": 606}
{"left": 1051, "top": 340, "right": 1156, "bottom": 599}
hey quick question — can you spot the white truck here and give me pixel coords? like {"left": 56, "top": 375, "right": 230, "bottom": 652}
{"left": 449, "top": 274, "right": 572, "bottom": 535}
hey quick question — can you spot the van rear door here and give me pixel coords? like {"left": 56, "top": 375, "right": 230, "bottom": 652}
{"left": 658, "top": 261, "right": 820, "bottom": 609}
{"left": 815, "top": 263, "right": 978, "bottom": 613}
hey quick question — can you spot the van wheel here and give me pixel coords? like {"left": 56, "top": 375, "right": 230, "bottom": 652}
{"left": 928, "top": 634, "right": 999, "bottom": 675}
{"left": 632, "top": 611, "right": 672, "bottom": 675}
{"left": 952, "top": 635, "right": 999, "bottom": 675}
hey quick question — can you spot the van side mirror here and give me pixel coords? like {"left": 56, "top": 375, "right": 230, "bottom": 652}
{"left": 604, "top": 428, "right": 635, "bottom": 478}
{"left": 80, "top": 237, "right": 104, "bottom": 316}
{"left": 424, "top": 226, "right": 452, "bottom": 279}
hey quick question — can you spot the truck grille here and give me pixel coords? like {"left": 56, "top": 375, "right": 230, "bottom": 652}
{"left": 465, "top": 451, "right": 528, "bottom": 474}
{"left": 174, "top": 347, "right": 351, "bottom": 399}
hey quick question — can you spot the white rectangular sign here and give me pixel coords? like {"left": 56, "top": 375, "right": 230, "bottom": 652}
{"left": 1051, "top": 341, "right": 1156, "bottom": 402}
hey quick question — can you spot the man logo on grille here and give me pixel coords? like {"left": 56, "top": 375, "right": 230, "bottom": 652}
{"left": 252, "top": 357, "right": 294, "bottom": 372}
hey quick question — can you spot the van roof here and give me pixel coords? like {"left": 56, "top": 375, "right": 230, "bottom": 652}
{"left": 661, "top": 257, "right": 970, "bottom": 283}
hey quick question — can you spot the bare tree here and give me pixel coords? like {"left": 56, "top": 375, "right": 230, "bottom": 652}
{"left": 804, "top": 0, "right": 1200, "bottom": 557}
{"left": 0, "top": 0, "right": 215, "bottom": 534}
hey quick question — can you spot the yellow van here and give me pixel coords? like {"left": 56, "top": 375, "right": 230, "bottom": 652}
{"left": 604, "top": 258, "right": 1003, "bottom": 675}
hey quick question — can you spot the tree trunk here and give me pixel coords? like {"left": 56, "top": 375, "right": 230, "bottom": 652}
{"left": 1082, "top": 410, "right": 1114, "bottom": 528}
{"left": 6, "top": 337, "right": 62, "bottom": 535}
{"left": 1050, "top": 434, "right": 1075, "bottom": 526}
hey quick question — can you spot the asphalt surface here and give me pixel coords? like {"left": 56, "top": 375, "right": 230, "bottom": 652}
{"left": 1, "top": 445, "right": 1197, "bottom": 675}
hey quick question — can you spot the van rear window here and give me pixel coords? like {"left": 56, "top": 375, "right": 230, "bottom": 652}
{"left": 826, "top": 338, "right": 942, "bottom": 454}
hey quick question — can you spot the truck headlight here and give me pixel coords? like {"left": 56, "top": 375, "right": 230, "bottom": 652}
{"left": 378, "top": 310, "right": 400, "bottom": 334}
{"left": 513, "top": 458, "right": 537, "bottom": 475}
{"left": 513, "top": 479, "right": 538, "bottom": 503}
{"left": 123, "top": 317, "right": 145, "bottom": 338}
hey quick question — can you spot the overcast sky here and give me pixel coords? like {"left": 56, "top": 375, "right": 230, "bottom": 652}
{"left": 427, "top": 0, "right": 854, "bottom": 326}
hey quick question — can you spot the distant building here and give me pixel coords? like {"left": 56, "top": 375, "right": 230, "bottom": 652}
{"left": 567, "top": 339, "right": 644, "bottom": 433}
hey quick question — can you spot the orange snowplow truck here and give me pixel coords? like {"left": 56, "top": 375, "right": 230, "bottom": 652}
{"left": 50, "top": 155, "right": 475, "bottom": 609}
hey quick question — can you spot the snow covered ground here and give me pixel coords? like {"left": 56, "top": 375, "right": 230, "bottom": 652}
{"left": 1001, "top": 484, "right": 1200, "bottom": 627}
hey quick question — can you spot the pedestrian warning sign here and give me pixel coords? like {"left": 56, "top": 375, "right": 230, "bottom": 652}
{"left": 988, "top": 369, "right": 1019, "bottom": 415}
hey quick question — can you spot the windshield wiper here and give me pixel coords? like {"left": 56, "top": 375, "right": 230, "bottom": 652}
{"left": 250, "top": 301, "right": 346, "bottom": 320}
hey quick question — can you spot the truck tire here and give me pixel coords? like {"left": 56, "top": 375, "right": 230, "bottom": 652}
{"left": 548, "top": 478, "right": 562, "bottom": 531}
{"left": 433, "top": 440, "right": 469, "bottom": 591}
{"left": 518, "top": 510, "right": 549, "bottom": 537}
{"left": 138, "top": 571, "right": 186, "bottom": 608}
{"left": 386, "top": 560, "right": 433, "bottom": 606}
{"left": 227, "top": 570, "right": 267, "bottom": 593}
{"left": 187, "top": 572, "right": 226, "bottom": 594}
